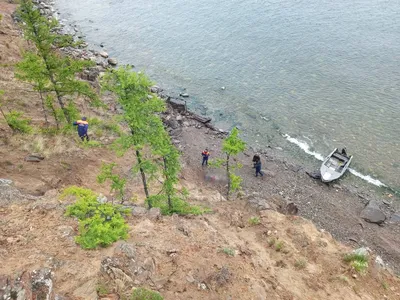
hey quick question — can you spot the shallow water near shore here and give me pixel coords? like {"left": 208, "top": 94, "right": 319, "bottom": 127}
{"left": 55, "top": 0, "right": 400, "bottom": 190}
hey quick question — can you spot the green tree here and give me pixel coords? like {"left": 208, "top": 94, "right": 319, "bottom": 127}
{"left": 16, "top": 0, "right": 99, "bottom": 124}
{"left": 213, "top": 127, "right": 246, "bottom": 199}
{"left": 101, "top": 66, "right": 165, "bottom": 205}
{"left": 97, "top": 162, "right": 127, "bottom": 204}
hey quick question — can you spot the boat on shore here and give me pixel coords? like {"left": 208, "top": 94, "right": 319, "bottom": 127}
{"left": 320, "top": 148, "right": 353, "bottom": 182}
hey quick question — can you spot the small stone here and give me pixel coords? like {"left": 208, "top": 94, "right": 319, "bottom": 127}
{"left": 132, "top": 206, "right": 147, "bottom": 216}
{"left": 179, "top": 93, "right": 189, "bottom": 97}
{"left": 99, "top": 51, "right": 109, "bottom": 58}
{"left": 108, "top": 58, "right": 118, "bottom": 66}
{"left": 352, "top": 274, "right": 357, "bottom": 279}
{"left": 148, "top": 207, "right": 161, "bottom": 220}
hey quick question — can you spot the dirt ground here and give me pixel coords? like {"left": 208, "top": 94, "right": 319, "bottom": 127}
{"left": 1, "top": 2, "right": 400, "bottom": 299}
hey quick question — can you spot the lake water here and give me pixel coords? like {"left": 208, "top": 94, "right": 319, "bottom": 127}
{"left": 55, "top": 0, "right": 400, "bottom": 189}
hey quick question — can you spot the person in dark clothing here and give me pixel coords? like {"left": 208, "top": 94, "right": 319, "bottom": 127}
{"left": 255, "top": 160, "right": 264, "bottom": 177}
{"left": 73, "top": 117, "right": 89, "bottom": 141}
{"left": 252, "top": 154, "right": 260, "bottom": 168}
{"left": 202, "top": 148, "right": 210, "bottom": 166}
{"left": 341, "top": 147, "right": 347, "bottom": 157}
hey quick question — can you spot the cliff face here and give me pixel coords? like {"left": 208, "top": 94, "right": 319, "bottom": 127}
{"left": 1, "top": 2, "right": 400, "bottom": 299}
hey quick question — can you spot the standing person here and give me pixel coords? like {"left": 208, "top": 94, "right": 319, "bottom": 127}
{"left": 73, "top": 117, "right": 89, "bottom": 141}
{"left": 255, "top": 159, "right": 264, "bottom": 177}
{"left": 202, "top": 148, "right": 210, "bottom": 166}
{"left": 252, "top": 153, "right": 260, "bottom": 168}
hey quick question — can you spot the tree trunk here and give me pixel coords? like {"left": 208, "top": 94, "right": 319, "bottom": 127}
{"left": 226, "top": 153, "right": 230, "bottom": 200}
{"left": 39, "top": 91, "right": 49, "bottom": 126}
{"left": 163, "top": 157, "right": 172, "bottom": 211}
{"left": 31, "top": 20, "right": 69, "bottom": 124}
{"left": 136, "top": 149, "right": 150, "bottom": 206}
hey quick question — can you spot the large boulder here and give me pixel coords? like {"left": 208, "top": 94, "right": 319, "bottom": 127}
{"left": 0, "top": 268, "right": 54, "bottom": 300}
{"left": 360, "top": 200, "right": 386, "bottom": 224}
{"left": 167, "top": 97, "right": 186, "bottom": 112}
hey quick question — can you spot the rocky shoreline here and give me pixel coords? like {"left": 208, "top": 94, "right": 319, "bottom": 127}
{"left": 25, "top": 0, "right": 400, "bottom": 272}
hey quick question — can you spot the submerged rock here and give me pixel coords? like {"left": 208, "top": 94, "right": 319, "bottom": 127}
{"left": 360, "top": 200, "right": 386, "bottom": 224}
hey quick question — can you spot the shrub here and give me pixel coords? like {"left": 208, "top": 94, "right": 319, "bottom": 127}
{"left": 343, "top": 253, "right": 369, "bottom": 274}
{"left": 294, "top": 259, "right": 307, "bottom": 269}
{"left": 221, "top": 247, "right": 235, "bottom": 257}
{"left": 4, "top": 110, "right": 32, "bottom": 133}
{"left": 131, "top": 288, "right": 163, "bottom": 300}
{"left": 62, "top": 186, "right": 129, "bottom": 249}
{"left": 275, "top": 241, "right": 284, "bottom": 252}
{"left": 146, "top": 194, "right": 211, "bottom": 216}
{"left": 268, "top": 238, "right": 276, "bottom": 247}
{"left": 248, "top": 216, "right": 260, "bottom": 226}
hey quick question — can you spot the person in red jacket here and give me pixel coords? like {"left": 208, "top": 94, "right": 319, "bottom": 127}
{"left": 202, "top": 148, "right": 210, "bottom": 166}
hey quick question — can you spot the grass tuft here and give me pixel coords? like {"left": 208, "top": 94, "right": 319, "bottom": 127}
{"left": 344, "top": 253, "right": 369, "bottom": 274}
{"left": 248, "top": 216, "right": 260, "bottom": 226}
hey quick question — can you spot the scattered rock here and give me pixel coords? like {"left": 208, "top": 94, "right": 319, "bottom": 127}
{"left": 248, "top": 198, "right": 272, "bottom": 211}
{"left": 167, "top": 97, "right": 186, "bottom": 112}
{"left": 360, "top": 200, "right": 386, "bottom": 224}
{"left": 191, "top": 113, "right": 212, "bottom": 124}
{"left": 150, "top": 85, "right": 162, "bottom": 93}
{"left": 353, "top": 247, "right": 370, "bottom": 257}
{"left": 114, "top": 242, "right": 136, "bottom": 259}
{"left": 165, "top": 118, "right": 179, "bottom": 129}
{"left": 132, "top": 206, "right": 147, "bottom": 216}
{"left": 107, "top": 58, "right": 118, "bottom": 66}
{"left": 179, "top": 93, "right": 189, "bottom": 97}
{"left": 306, "top": 170, "right": 321, "bottom": 180}
{"left": 375, "top": 255, "right": 385, "bottom": 270}
{"left": 25, "top": 154, "right": 45, "bottom": 162}
{"left": 230, "top": 211, "right": 245, "bottom": 228}
{"left": 148, "top": 207, "right": 161, "bottom": 220}
{"left": 389, "top": 212, "right": 400, "bottom": 223}
{"left": 99, "top": 51, "right": 108, "bottom": 58}
{"left": 31, "top": 268, "right": 54, "bottom": 299}
{"left": 97, "top": 194, "right": 108, "bottom": 204}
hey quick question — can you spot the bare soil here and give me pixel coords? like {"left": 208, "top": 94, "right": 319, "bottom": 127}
{"left": 1, "top": 2, "right": 400, "bottom": 299}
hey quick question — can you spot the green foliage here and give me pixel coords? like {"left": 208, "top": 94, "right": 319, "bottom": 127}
{"left": 275, "top": 241, "right": 284, "bottom": 252}
{"left": 97, "top": 163, "right": 127, "bottom": 203}
{"left": 62, "top": 186, "right": 129, "bottom": 249}
{"left": 89, "top": 117, "right": 123, "bottom": 137}
{"left": 4, "top": 110, "right": 33, "bottom": 133}
{"left": 220, "top": 247, "right": 235, "bottom": 257}
{"left": 146, "top": 194, "right": 210, "bottom": 216}
{"left": 16, "top": 0, "right": 100, "bottom": 125}
{"left": 80, "top": 140, "right": 102, "bottom": 148}
{"left": 131, "top": 288, "right": 163, "bottom": 300}
{"left": 212, "top": 127, "right": 246, "bottom": 199}
{"left": 229, "top": 173, "right": 242, "bottom": 193}
{"left": 96, "top": 284, "right": 109, "bottom": 297}
{"left": 248, "top": 216, "right": 260, "bottom": 226}
{"left": 102, "top": 66, "right": 187, "bottom": 211}
{"left": 343, "top": 253, "right": 369, "bottom": 274}
{"left": 101, "top": 66, "right": 164, "bottom": 200}
{"left": 222, "top": 127, "right": 246, "bottom": 156}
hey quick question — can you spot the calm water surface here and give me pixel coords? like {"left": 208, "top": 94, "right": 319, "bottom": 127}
{"left": 55, "top": 0, "right": 400, "bottom": 188}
